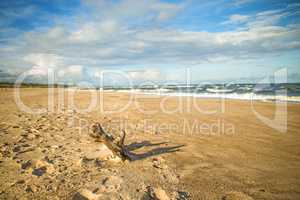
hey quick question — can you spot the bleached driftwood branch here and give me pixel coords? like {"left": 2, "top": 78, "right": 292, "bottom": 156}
{"left": 91, "top": 123, "right": 132, "bottom": 160}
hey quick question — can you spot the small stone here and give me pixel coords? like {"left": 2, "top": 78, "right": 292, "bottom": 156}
{"left": 35, "top": 160, "right": 56, "bottom": 174}
{"left": 147, "top": 186, "right": 170, "bottom": 200}
{"left": 21, "top": 160, "right": 32, "bottom": 170}
{"left": 32, "top": 167, "right": 47, "bottom": 176}
{"left": 177, "top": 191, "right": 191, "bottom": 200}
{"left": 152, "top": 157, "right": 167, "bottom": 169}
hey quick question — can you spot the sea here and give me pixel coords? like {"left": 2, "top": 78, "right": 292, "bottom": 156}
{"left": 106, "top": 83, "right": 300, "bottom": 102}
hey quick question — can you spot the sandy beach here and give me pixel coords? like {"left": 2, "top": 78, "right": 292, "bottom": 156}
{"left": 0, "top": 88, "right": 300, "bottom": 200}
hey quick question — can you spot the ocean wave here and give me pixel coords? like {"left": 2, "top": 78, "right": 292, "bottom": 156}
{"left": 117, "top": 90, "right": 300, "bottom": 102}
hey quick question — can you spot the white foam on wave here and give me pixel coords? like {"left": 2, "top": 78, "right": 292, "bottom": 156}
{"left": 116, "top": 89, "right": 300, "bottom": 102}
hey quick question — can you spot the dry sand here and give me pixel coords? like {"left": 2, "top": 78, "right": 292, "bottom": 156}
{"left": 0, "top": 88, "right": 300, "bottom": 199}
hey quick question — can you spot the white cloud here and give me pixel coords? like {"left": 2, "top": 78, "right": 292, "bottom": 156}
{"left": 58, "top": 65, "right": 83, "bottom": 77}
{"left": 150, "top": 1, "right": 183, "bottom": 21}
{"left": 128, "top": 69, "right": 160, "bottom": 81}
{"left": 81, "top": 0, "right": 183, "bottom": 23}
{"left": 222, "top": 9, "right": 290, "bottom": 28}
{"left": 249, "top": 9, "right": 287, "bottom": 28}
{"left": 69, "top": 20, "right": 119, "bottom": 43}
{"left": 223, "top": 14, "right": 249, "bottom": 24}
{"left": 23, "top": 53, "right": 61, "bottom": 68}
{"left": 287, "top": 3, "right": 300, "bottom": 9}
{"left": 22, "top": 54, "right": 84, "bottom": 82}
{"left": 232, "top": 0, "right": 254, "bottom": 7}
{"left": 23, "top": 53, "right": 62, "bottom": 76}
{"left": 27, "top": 66, "right": 49, "bottom": 76}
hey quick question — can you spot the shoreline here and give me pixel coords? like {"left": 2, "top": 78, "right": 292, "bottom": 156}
{"left": 115, "top": 89, "right": 300, "bottom": 103}
{"left": 6, "top": 86, "right": 300, "bottom": 104}
{"left": 3, "top": 84, "right": 300, "bottom": 103}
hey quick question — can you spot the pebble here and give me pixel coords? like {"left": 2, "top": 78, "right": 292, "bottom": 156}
{"left": 32, "top": 167, "right": 47, "bottom": 177}
{"left": 152, "top": 157, "right": 168, "bottom": 170}
{"left": 147, "top": 186, "right": 170, "bottom": 200}
{"left": 35, "top": 160, "right": 56, "bottom": 174}
{"left": 21, "top": 160, "right": 32, "bottom": 170}
{"left": 176, "top": 191, "right": 191, "bottom": 200}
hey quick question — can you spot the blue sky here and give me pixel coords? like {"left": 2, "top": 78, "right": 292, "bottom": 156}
{"left": 0, "top": 0, "right": 300, "bottom": 85}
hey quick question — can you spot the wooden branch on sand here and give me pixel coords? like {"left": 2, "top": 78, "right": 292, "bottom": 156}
{"left": 91, "top": 123, "right": 132, "bottom": 161}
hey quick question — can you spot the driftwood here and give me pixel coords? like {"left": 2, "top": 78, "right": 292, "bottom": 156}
{"left": 91, "top": 123, "right": 184, "bottom": 161}
{"left": 91, "top": 123, "right": 132, "bottom": 160}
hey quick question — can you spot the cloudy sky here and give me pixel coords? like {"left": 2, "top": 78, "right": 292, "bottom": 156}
{"left": 0, "top": 0, "right": 300, "bottom": 85}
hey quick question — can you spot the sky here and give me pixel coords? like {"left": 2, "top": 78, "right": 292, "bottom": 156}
{"left": 0, "top": 0, "right": 300, "bottom": 86}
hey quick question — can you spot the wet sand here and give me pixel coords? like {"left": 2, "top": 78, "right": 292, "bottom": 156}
{"left": 0, "top": 88, "right": 300, "bottom": 199}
